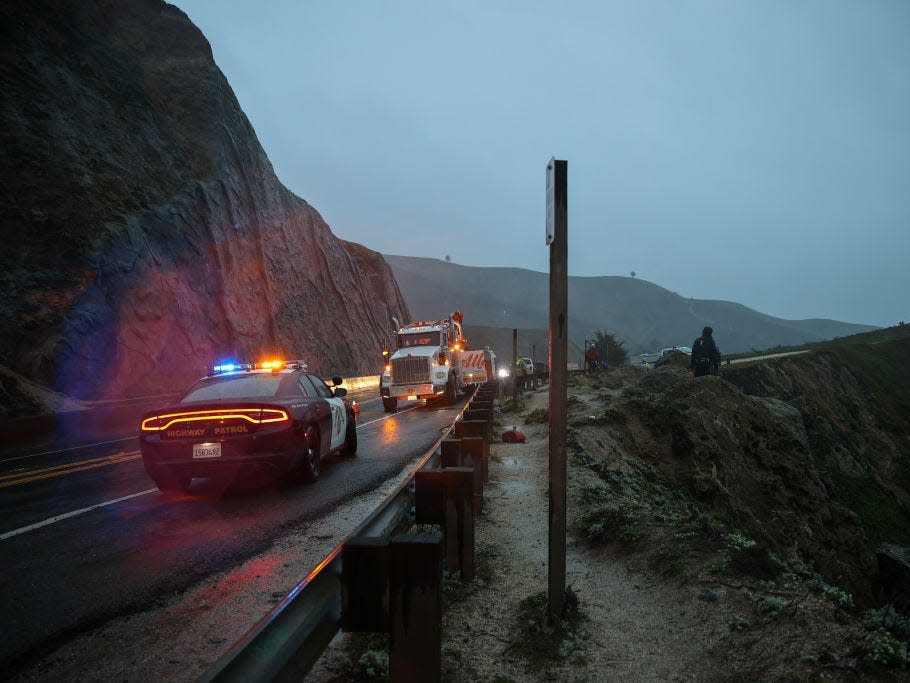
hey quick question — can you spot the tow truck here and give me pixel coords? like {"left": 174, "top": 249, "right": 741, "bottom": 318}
{"left": 380, "top": 312, "right": 470, "bottom": 412}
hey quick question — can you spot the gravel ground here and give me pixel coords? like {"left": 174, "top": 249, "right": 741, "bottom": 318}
{"left": 310, "top": 382, "right": 883, "bottom": 682}
{"left": 310, "top": 387, "right": 726, "bottom": 681}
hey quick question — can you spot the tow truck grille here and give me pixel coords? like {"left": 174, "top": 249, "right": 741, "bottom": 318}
{"left": 392, "top": 356, "right": 430, "bottom": 384}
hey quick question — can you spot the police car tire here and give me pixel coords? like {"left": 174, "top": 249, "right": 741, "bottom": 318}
{"left": 301, "top": 427, "right": 321, "bottom": 482}
{"left": 341, "top": 414, "right": 357, "bottom": 457}
{"left": 382, "top": 397, "right": 398, "bottom": 412}
{"left": 151, "top": 466, "right": 192, "bottom": 492}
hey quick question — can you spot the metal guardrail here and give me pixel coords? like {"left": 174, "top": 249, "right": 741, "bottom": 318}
{"left": 201, "top": 397, "right": 473, "bottom": 682}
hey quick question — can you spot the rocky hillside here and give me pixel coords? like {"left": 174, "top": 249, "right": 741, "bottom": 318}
{"left": 384, "top": 255, "right": 877, "bottom": 357}
{"left": 571, "top": 325, "right": 910, "bottom": 608}
{"left": 0, "top": 0, "right": 408, "bottom": 413}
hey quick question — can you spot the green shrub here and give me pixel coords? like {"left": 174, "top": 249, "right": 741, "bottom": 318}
{"left": 618, "top": 523, "right": 642, "bottom": 544}
{"left": 723, "top": 532, "right": 757, "bottom": 552}
{"left": 525, "top": 407, "right": 548, "bottom": 423}
{"left": 578, "top": 505, "right": 639, "bottom": 545}
{"left": 756, "top": 595, "right": 788, "bottom": 617}
{"left": 357, "top": 649, "right": 389, "bottom": 679}
{"left": 806, "top": 578, "right": 853, "bottom": 608}
{"left": 864, "top": 629, "right": 908, "bottom": 669}
{"left": 864, "top": 604, "right": 910, "bottom": 642}
{"left": 728, "top": 616, "right": 750, "bottom": 631}
{"left": 499, "top": 398, "right": 525, "bottom": 413}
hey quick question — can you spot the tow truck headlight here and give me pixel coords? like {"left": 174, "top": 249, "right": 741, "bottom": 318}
{"left": 498, "top": 368, "right": 510, "bottom": 378}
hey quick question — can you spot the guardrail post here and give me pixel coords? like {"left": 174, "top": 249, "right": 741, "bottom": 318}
{"left": 415, "top": 470, "right": 446, "bottom": 525}
{"left": 443, "top": 467, "right": 474, "bottom": 581}
{"left": 341, "top": 537, "right": 388, "bottom": 633}
{"left": 440, "top": 438, "right": 461, "bottom": 468}
{"left": 415, "top": 467, "right": 476, "bottom": 578}
{"left": 463, "top": 409, "right": 492, "bottom": 440}
{"left": 389, "top": 534, "right": 442, "bottom": 683}
{"left": 460, "top": 436, "right": 486, "bottom": 506}
{"left": 455, "top": 420, "right": 489, "bottom": 472}
{"left": 463, "top": 407, "right": 491, "bottom": 421}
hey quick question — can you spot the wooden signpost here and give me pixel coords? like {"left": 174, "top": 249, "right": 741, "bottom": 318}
{"left": 546, "top": 158, "right": 568, "bottom": 623}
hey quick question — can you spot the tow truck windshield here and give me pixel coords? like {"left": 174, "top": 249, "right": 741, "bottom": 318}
{"left": 397, "top": 332, "right": 442, "bottom": 348}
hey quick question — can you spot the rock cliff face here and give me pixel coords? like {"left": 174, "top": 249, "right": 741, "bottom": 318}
{"left": 0, "top": 0, "right": 408, "bottom": 410}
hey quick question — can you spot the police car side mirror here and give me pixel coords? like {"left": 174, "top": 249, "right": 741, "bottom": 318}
{"left": 332, "top": 376, "right": 343, "bottom": 386}
{"left": 333, "top": 387, "right": 348, "bottom": 397}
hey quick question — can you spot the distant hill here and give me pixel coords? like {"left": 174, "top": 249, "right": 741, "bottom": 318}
{"left": 383, "top": 255, "right": 876, "bottom": 360}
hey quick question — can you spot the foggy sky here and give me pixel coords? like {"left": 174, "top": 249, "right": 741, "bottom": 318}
{"left": 176, "top": 1, "right": 909, "bottom": 327}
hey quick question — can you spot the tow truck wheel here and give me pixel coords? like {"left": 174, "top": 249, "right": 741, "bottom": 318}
{"left": 341, "top": 413, "right": 357, "bottom": 457}
{"left": 301, "top": 427, "right": 321, "bottom": 482}
{"left": 382, "top": 397, "right": 397, "bottom": 412}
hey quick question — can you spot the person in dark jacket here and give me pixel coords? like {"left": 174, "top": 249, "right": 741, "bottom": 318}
{"left": 691, "top": 326, "right": 721, "bottom": 377}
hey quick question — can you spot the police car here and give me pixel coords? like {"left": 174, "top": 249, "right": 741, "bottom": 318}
{"left": 139, "top": 360, "right": 357, "bottom": 492}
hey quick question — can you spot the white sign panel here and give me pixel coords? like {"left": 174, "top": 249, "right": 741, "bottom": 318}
{"left": 545, "top": 157, "right": 555, "bottom": 245}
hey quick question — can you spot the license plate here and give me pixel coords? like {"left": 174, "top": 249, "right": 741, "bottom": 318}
{"left": 407, "top": 395, "right": 418, "bottom": 401}
{"left": 193, "top": 442, "right": 221, "bottom": 459}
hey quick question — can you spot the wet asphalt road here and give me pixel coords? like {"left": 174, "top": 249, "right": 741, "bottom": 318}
{"left": 0, "top": 390, "right": 467, "bottom": 670}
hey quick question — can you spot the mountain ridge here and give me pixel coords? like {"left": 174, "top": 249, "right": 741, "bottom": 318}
{"left": 383, "top": 254, "right": 876, "bottom": 357}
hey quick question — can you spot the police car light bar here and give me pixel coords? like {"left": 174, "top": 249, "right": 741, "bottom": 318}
{"left": 210, "top": 359, "right": 307, "bottom": 376}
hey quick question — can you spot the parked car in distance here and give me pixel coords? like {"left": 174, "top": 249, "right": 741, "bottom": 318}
{"left": 659, "top": 346, "right": 692, "bottom": 359}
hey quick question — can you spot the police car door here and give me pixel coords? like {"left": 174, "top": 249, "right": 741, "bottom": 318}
{"left": 309, "top": 375, "right": 347, "bottom": 451}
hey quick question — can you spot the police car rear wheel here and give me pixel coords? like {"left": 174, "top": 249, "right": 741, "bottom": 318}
{"left": 301, "top": 427, "right": 320, "bottom": 482}
{"left": 151, "top": 465, "right": 192, "bottom": 492}
{"left": 341, "top": 415, "right": 357, "bottom": 457}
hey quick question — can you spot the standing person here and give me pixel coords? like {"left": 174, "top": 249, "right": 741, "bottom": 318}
{"left": 691, "top": 326, "right": 722, "bottom": 377}
{"left": 585, "top": 343, "right": 599, "bottom": 373}
{"left": 515, "top": 357, "right": 527, "bottom": 391}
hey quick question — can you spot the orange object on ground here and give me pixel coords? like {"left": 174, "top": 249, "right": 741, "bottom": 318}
{"left": 501, "top": 429, "right": 526, "bottom": 444}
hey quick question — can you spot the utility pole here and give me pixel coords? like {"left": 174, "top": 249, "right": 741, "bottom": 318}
{"left": 546, "top": 158, "right": 568, "bottom": 624}
{"left": 512, "top": 328, "right": 518, "bottom": 400}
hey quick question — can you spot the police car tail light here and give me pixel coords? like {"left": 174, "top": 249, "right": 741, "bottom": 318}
{"left": 141, "top": 407, "right": 289, "bottom": 431}
{"left": 258, "top": 408, "right": 290, "bottom": 423}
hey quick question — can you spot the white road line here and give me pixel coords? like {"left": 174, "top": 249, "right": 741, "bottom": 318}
{"left": 2, "top": 402, "right": 419, "bottom": 541}
{"left": 0, "top": 488, "right": 158, "bottom": 541}
{"left": 4, "top": 435, "right": 138, "bottom": 462}
{"left": 356, "top": 405, "right": 419, "bottom": 428}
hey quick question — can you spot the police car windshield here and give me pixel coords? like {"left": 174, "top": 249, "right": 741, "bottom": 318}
{"left": 398, "top": 332, "right": 440, "bottom": 348}
{"left": 181, "top": 373, "right": 286, "bottom": 402}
